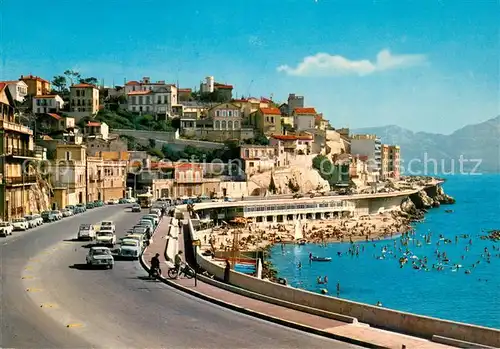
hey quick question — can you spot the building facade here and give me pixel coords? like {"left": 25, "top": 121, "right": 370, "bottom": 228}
{"left": 293, "top": 107, "right": 317, "bottom": 132}
{"left": 69, "top": 83, "right": 100, "bottom": 119}
{"left": 86, "top": 137, "right": 127, "bottom": 156}
{"left": 251, "top": 107, "right": 281, "bottom": 136}
{"left": 240, "top": 145, "right": 277, "bottom": 176}
{"left": 350, "top": 134, "right": 382, "bottom": 176}
{"left": 270, "top": 134, "right": 313, "bottom": 156}
{"left": 287, "top": 93, "right": 304, "bottom": 116}
{"left": 32, "top": 95, "right": 65, "bottom": 114}
{"left": 20, "top": 75, "right": 51, "bottom": 96}
{"left": 209, "top": 103, "right": 242, "bottom": 130}
{"left": 0, "top": 80, "right": 28, "bottom": 102}
{"left": 52, "top": 144, "right": 87, "bottom": 206}
{"left": 84, "top": 121, "right": 109, "bottom": 140}
{"left": 0, "top": 83, "right": 38, "bottom": 220}
{"left": 173, "top": 163, "right": 204, "bottom": 197}
{"left": 37, "top": 113, "right": 75, "bottom": 133}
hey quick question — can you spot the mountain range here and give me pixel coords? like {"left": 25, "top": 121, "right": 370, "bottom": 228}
{"left": 353, "top": 116, "right": 500, "bottom": 175}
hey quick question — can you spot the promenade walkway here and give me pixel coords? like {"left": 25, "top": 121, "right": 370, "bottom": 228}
{"left": 143, "top": 217, "right": 456, "bottom": 349}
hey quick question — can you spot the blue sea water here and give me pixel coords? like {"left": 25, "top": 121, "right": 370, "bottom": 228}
{"left": 269, "top": 174, "right": 500, "bottom": 329}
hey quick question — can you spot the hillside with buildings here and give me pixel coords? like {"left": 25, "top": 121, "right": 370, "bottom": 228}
{"left": 1, "top": 73, "right": 405, "bottom": 221}
{"left": 354, "top": 115, "right": 500, "bottom": 174}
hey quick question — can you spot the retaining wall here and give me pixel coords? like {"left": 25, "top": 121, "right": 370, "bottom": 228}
{"left": 188, "top": 218, "right": 499, "bottom": 348}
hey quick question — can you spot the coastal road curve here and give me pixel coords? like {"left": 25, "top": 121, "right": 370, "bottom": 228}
{"left": 0, "top": 206, "right": 362, "bottom": 349}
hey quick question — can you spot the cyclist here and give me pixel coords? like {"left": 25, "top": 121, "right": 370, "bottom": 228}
{"left": 150, "top": 253, "right": 161, "bottom": 278}
{"left": 174, "top": 250, "right": 183, "bottom": 278}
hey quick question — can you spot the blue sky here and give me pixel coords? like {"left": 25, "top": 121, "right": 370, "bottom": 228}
{"left": 1, "top": 0, "right": 498, "bottom": 134}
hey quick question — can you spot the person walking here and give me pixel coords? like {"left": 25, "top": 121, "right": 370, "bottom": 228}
{"left": 224, "top": 259, "right": 231, "bottom": 283}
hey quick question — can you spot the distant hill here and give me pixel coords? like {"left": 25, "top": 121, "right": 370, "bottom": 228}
{"left": 353, "top": 116, "right": 500, "bottom": 174}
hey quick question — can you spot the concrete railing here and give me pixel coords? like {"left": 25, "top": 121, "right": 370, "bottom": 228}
{"left": 187, "top": 218, "right": 500, "bottom": 348}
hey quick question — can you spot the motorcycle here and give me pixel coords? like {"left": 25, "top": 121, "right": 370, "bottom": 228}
{"left": 167, "top": 264, "right": 195, "bottom": 279}
{"left": 150, "top": 266, "right": 162, "bottom": 280}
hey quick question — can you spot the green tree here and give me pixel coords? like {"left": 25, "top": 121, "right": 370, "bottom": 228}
{"left": 79, "top": 77, "right": 99, "bottom": 85}
{"left": 64, "top": 70, "right": 81, "bottom": 85}
{"left": 52, "top": 75, "right": 67, "bottom": 92}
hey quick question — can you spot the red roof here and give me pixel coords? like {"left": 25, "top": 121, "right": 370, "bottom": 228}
{"left": 260, "top": 107, "right": 281, "bottom": 115}
{"left": 214, "top": 83, "right": 233, "bottom": 89}
{"left": 127, "top": 90, "right": 152, "bottom": 95}
{"left": 125, "top": 81, "right": 140, "bottom": 86}
{"left": 178, "top": 88, "right": 192, "bottom": 92}
{"left": 0, "top": 83, "right": 6, "bottom": 92}
{"left": 271, "top": 134, "right": 313, "bottom": 141}
{"left": 260, "top": 97, "right": 273, "bottom": 103}
{"left": 72, "top": 83, "right": 96, "bottom": 88}
{"left": 20, "top": 75, "right": 49, "bottom": 83}
{"left": 294, "top": 107, "right": 317, "bottom": 114}
{"left": 47, "top": 113, "right": 61, "bottom": 120}
{"left": 87, "top": 121, "right": 101, "bottom": 127}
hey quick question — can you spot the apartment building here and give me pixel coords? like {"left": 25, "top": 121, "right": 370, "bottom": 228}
{"left": 240, "top": 145, "right": 277, "bottom": 176}
{"left": 293, "top": 107, "right": 317, "bottom": 132}
{"left": 270, "top": 134, "right": 313, "bottom": 156}
{"left": 0, "top": 80, "right": 28, "bottom": 102}
{"left": 20, "top": 75, "right": 51, "bottom": 96}
{"left": 52, "top": 144, "right": 87, "bottom": 206}
{"left": 125, "top": 77, "right": 178, "bottom": 118}
{"left": 209, "top": 103, "right": 242, "bottom": 130}
{"left": 250, "top": 107, "right": 281, "bottom": 136}
{"left": 68, "top": 83, "right": 100, "bottom": 119}
{"left": 350, "top": 134, "right": 382, "bottom": 176}
{"left": 87, "top": 151, "right": 128, "bottom": 202}
{"left": 381, "top": 145, "right": 401, "bottom": 180}
{"left": 32, "top": 94, "right": 65, "bottom": 114}
{"left": 0, "top": 83, "right": 38, "bottom": 220}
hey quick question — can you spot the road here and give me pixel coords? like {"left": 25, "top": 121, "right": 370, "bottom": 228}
{"left": 0, "top": 206, "right": 362, "bottom": 349}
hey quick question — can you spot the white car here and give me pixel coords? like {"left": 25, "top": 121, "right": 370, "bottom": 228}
{"left": 78, "top": 223, "right": 97, "bottom": 241}
{"left": 107, "top": 199, "right": 119, "bottom": 205}
{"left": 117, "top": 239, "right": 142, "bottom": 259}
{"left": 11, "top": 218, "right": 29, "bottom": 231}
{"left": 61, "top": 208, "right": 73, "bottom": 217}
{"left": 24, "top": 215, "right": 38, "bottom": 228}
{"left": 95, "top": 226, "right": 116, "bottom": 247}
{"left": 31, "top": 214, "right": 43, "bottom": 226}
{"left": 86, "top": 247, "right": 114, "bottom": 268}
{"left": 0, "top": 222, "right": 14, "bottom": 236}
{"left": 99, "top": 221, "right": 116, "bottom": 233}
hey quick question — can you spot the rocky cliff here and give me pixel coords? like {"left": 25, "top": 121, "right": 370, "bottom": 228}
{"left": 401, "top": 183, "right": 455, "bottom": 220}
{"left": 249, "top": 167, "right": 330, "bottom": 195}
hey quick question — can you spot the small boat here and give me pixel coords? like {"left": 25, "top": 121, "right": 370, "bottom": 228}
{"left": 311, "top": 256, "right": 332, "bottom": 262}
{"left": 445, "top": 209, "right": 453, "bottom": 213}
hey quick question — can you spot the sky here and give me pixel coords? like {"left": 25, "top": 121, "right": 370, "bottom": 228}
{"left": 0, "top": 0, "right": 498, "bottom": 134}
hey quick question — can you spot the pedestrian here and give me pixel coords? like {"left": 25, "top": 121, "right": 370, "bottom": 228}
{"left": 336, "top": 282, "right": 340, "bottom": 296}
{"left": 224, "top": 259, "right": 231, "bottom": 283}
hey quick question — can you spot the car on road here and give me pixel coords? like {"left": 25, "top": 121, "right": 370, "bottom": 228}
{"left": 95, "top": 226, "right": 116, "bottom": 247}
{"left": 11, "top": 218, "right": 29, "bottom": 231}
{"left": 142, "top": 214, "right": 159, "bottom": 227}
{"left": 41, "top": 210, "right": 58, "bottom": 222}
{"left": 131, "top": 204, "right": 141, "bottom": 212}
{"left": 107, "top": 198, "right": 119, "bottom": 205}
{"left": 61, "top": 208, "right": 73, "bottom": 217}
{"left": 86, "top": 247, "right": 114, "bottom": 268}
{"left": 51, "top": 210, "right": 63, "bottom": 220}
{"left": 116, "top": 239, "right": 142, "bottom": 259}
{"left": 0, "top": 222, "right": 14, "bottom": 236}
{"left": 24, "top": 215, "right": 40, "bottom": 228}
{"left": 124, "top": 233, "right": 148, "bottom": 248}
{"left": 137, "top": 220, "right": 154, "bottom": 232}
{"left": 76, "top": 203, "right": 87, "bottom": 212}
{"left": 78, "top": 223, "right": 97, "bottom": 241}
{"left": 99, "top": 221, "right": 116, "bottom": 233}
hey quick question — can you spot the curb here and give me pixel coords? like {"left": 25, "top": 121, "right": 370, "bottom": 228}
{"left": 139, "top": 225, "right": 388, "bottom": 349}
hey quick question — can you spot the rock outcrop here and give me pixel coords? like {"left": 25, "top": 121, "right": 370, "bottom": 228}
{"left": 402, "top": 183, "right": 455, "bottom": 221}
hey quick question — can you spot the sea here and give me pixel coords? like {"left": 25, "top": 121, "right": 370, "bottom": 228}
{"left": 269, "top": 174, "right": 500, "bottom": 329}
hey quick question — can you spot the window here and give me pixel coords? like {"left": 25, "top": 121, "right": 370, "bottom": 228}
{"left": 222, "top": 110, "right": 227, "bottom": 117}
{"left": 76, "top": 90, "right": 80, "bottom": 97}
{"left": 216, "top": 111, "right": 220, "bottom": 117}
{"left": 234, "top": 121, "right": 239, "bottom": 129}
{"left": 221, "top": 121, "right": 226, "bottom": 129}
{"left": 139, "top": 96, "right": 143, "bottom": 105}
{"left": 132, "top": 106, "right": 136, "bottom": 112}
{"left": 215, "top": 120, "right": 220, "bottom": 129}
{"left": 65, "top": 151, "right": 71, "bottom": 160}
{"left": 81, "top": 90, "right": 85, "bottom": 97}
{"left": 234, "top": 110, "right": 239, "bottom": 117}
{"left": 249, "top": 162, "right": 254, "bottom": 167}
{"left": 36, "top": 99, "right": 40, "bottom": 106}
{"left": 228, "top": 121, "right": 233, "bottom": 129}
{"left": 271, "top": 117, "right": 274, "bottom": 123}
{"left": 228, "top": 111, "right": 232, "bottom": 117}
{"left": 37, "top": 107, "right": 41, "bottom": 113}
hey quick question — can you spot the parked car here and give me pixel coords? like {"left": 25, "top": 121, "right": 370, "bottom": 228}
{"left": 99, "top": 221, "right": 116, "bottom": 233}
{"left": 41, "top": 210, "right": 57, "bottom": 222}
{"left": 86, "top": 247, "right": 114, "bottom": 268}
{"left": 61, "top": 208, "right": 73, "bottom": 217}
{"left": 24, "top": 215, "right": 38, "bottom": 228}
{"left": 142, "top": 214, "right": 159, "bottom": 227}
{"left": 123, "top": 233, "right": 148, "bottom": 249}
{"left": 116, "top": 238, "right": 142, "bottom": 259}
{"left": 95, "top": 227, "right": 116, "bottom": 247}
{"left": 149, "top": 208, "right": 162, "bottom": 216}
{"left": 131, "top": 204, "right": 141, "bottom": 212}
{"left": 133, "top": 224, "right": 151, "bottom": 237}
{"left": 86, "top": 202, "right": 95, "bottom": 209}
{"left": 118, "top": 198, "right": 128, "bottom": 204}
{"left": 137, "top": 219, "right": 154, "bottom": 232}
{"left": 0, "top": 222, "right": 14, "bottom": 236}
{"left": 11, "top": 218, "right": 29, "bottom": 231}
{"left": 66, "top": 205, "right": 76, "bottom": 213}
{"left": 78, "top": 223, "right": 96, "bottom": 241}
{"left": 51, "top": 210, "right": 63, "bottom": 220}
{"left": 76, "top": 203, "right": 87, "bottom": 212}
{"left": 32, "top": 214, "right": 43, "bottom": 226}
{"left": 107, "top": 198, "right": 119, "bottom": 205}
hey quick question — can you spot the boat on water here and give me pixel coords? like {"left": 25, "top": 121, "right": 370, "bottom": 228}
{"left": 311, "top": 256, "right": 332, "bottom": 262}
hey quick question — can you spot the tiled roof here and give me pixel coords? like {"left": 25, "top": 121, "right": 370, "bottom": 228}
{"left": 125, "top": 81, "right": 141, "bottom": 86}
{"left": 127, "top": 90, "right": 152, "bottom": 95}
{"left": 87, "top": 121, "right": 101, "bottom": 127}
{"left": 214, "top": 83, "right": 233, "bottom": 89}
{"left": 0, "top": 80, "right": 22, "bottom": 84}
{"left": 271, "top": 134, "right": 313, "bottom": 141}
{"left": 294, "top": 107, "right": 317, "bottom": 114}
{"left": 72, "top": 83, "right": 96, "bottom": 88}
{"left": 260, "top": 97, "right": 273, "bottom": 103}
{"left": 260, "top": 107, "right": 281, "bottom": 115}
{"left": 0, "top": 83, "right": 6, "bottom": 92}
{"left": 20, "top": 75, "right": 49, "bottom": 83}
{"left": 34, "top": 95, "right": 59, "bottom": 98}
{"left": 178, "top": 88, "right": 192, "bottom": 92}
{"left": 47, "top": 113, "right": 61, "bottom": 120}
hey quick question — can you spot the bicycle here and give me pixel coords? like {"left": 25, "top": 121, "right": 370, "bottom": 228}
{"left": 167, "top": 263, "right": 195, "bottom": 279}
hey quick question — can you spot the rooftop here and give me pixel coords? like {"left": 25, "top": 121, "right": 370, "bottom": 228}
{"left": 20, "top": 75, "right": 50, "bottom": 83}
{"left": 34, "top": 94, "right": 59, "bottom": 99}
{"left": 72, "top": 83, "right": 96, "bottom": 88}
{"left": 271, "top": 134, "right": 313, "bottom": 141}
{"left": 87, "top": 121, "right": 101, "bottom": 127}
{"left": 260, "top": 107, "right": 281, "bottom": 115}
{"left": 47, "top": 113, "right": 62, "bottom": 120}
{"left": 127, "top": 90, "right": 152, "bottom": 96}
{"left": 294, "top": 107, "right": 317, "bottom": 115}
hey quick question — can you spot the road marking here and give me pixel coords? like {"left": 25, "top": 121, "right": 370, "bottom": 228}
{"left": 40, "top": 303, "right": 58, "bottom": 309}
{"left": 22, "top": 276, "right": 35, "bottom": 280}
{"left": 66, "top": 323, "right": 84, "bottom": 328}
{"left": 26, "top": 288, "right": 43, "bottom": 292}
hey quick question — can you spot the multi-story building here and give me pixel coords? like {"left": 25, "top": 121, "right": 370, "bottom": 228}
{"left": 250, "top": 107, "right": 281, "bottom": 136}
{"left": 200, "top": 76, "right": 215, "bottom": 93}
{"left": 37, "top": 113, "right": 75, "bottom": 134}
{"left": 209, "top": 103, "right": 242, "bottom": 130}
{"left": 388, "top": 145, "right": 401, "bottom": 180}
{"left": 84, "top": 121, "right": 109, "bottom": 140}
{"left": 315, "top": 113, "right": 330, "bottom": 130}
{"left": 0, "top": 83, "right": 38, "bottom": 220}
{"left": 178, "top": 88, "right": 192, "bottom": 102}
{"left": 173, "top": 163, "right": 204, "bottom": 197}
{"left": 68, "top": 83, "right": 100, "bottom": 119}
{"left": 87, "top": 151, "right": 128, "bottom": 202}
{"left": 0, "top": 80, "right": 28, "bottom": 102}
{"left": 381, "top": 144, "right": 390, "bottom": 179}
{"left": 287, "top": 93, "right": 304, "bottom": 116}
{"left": 293, "top": 107, "right": 317, "bottom": 132}
{"left": 86, "top": 137, "right": 127, "bottom": 156}
{"left": 32, "top": 94, "right": 65, "bottom": 114}
{"left": 240, "top": 145, "right": 277, "bottom": 176}
{"left": 20, "top": 75, "right": 51, "bottom": 96}
{"left": 52, "top": 143, "right": 87, "bottom": 206}
{"left": 125, "top": 77, "right": 178, "bottom": 118}
{"left": 270, "top": 134, "right": 313, "bottom": 156}
{"left": 350, "top": 134, "right": 382, "bottom": 176}
{"left": 232, "top": 97, "right": 273, "bottom": 120}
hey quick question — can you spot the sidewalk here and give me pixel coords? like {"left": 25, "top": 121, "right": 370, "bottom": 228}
{"left": 143, "top": 219, "right": 456, "bottom": 349}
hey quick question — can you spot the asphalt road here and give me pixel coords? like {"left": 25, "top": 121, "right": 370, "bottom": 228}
{"left": 0, "top": 206, "right": 362, "bottom": 349}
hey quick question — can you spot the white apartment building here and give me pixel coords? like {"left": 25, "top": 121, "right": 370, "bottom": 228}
{"left": 125, "top": 77, "right": 178, "bottom": 117}
{"left": 293, "top": 107, "right": 317, "bottom": 132}
{"left": 350, "top": 134, "right": 382, "bottom": 175}
{"left": 0, "top": 80, "right": 28, "bottom": 102}
{"left": 68, "top": 83, "right": 100, "bottom": 119}
{"left": 32, "top": 95, "right": 65, "bottom": 114}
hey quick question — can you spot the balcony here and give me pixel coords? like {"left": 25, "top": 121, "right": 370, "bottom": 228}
{"left": 0, "top": 120, "right": 33, "bottom": 135}
{"left": 6, "top": 147, "right": 36, "bottom": 158}
{"left": 4, "top": 175, "right": 37, "bottom": 186}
